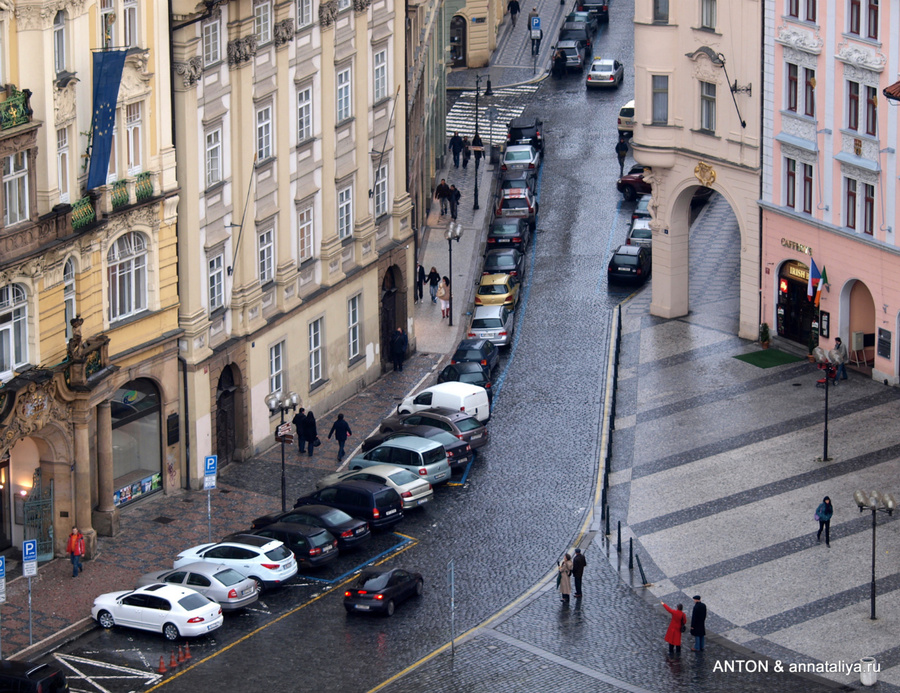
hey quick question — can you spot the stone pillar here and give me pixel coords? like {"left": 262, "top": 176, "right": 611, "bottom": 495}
{"left": 92, "top": 401, "right": 120, "bottom": 536}
{"left": 73, "top": 418, "right": 97, "bottom": 558}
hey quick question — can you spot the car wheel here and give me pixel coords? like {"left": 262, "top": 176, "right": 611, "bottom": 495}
{"left": 163, "top": 623, "right": 180, "bottom": 641}
{"left": 622, "top": 185, "right": 637, "bottom": 202}
{"left": 248, "top": 576, "right": 264, "bottom": 594}
{"left": 384, "top": 599, "right": 396, "bottom": 617}
{"left": 398, "top": 408, "right": 410, "bottom": 415}
{"left": 98, "top": 610, "right": 115, "bottom": 629}
{"left": 415, "top": 580, "right": 424, "bottom": 597}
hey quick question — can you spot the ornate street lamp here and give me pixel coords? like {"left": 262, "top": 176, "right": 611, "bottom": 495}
{"left": 265, "top": 390, "right": 300, "bottom": 512}
{"left": 854, "top": 489, "right": 896, "bottom": 619}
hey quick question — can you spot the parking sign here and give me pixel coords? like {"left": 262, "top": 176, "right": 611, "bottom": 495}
{"left": 531, "top": 16, "right": 541, "bottom": 31}
{"left": 22, "top": 540, "right": 36, "bottom": 563}
{"left": 204, "top": 455, "right": 218, "bottom": 476}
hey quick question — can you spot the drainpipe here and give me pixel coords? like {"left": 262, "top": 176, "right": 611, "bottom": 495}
{"left": 758, "top": 0, "right": 765, "bottom": 332}
{"left": 178, "top": 355, "right": 191, "bottom": 490}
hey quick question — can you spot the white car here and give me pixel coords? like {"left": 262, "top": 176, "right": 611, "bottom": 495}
{"left": 174, "top": 535, "right": 297, "bottom": 590}
{"left": 468, "top": 305, "right": 515, "bottom": 347}
{"left": 586, "top": 58, "right": 623, "bottom": 88}
{"left": 626, "top": 218, "right": 652, "bottom": 248}
{"left": 316, "top": 462, "right": 434, "bottom": 510}
{"left": 92, "top": 583, "right": 223, "bottom": 641}
{"left": 501, "top": 145, "right": 540, "bottom": 172}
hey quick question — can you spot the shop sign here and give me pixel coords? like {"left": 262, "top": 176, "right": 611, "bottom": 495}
{"left": 781, "top": 238, "right": 813, "bottom": 255}
{"left": 878, "top": 329, "right": 891, "bottom": 359}
{"left": 785, "top": 263, "right": 809, "bottom": 281}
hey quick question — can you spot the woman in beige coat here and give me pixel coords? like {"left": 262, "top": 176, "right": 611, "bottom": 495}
{"left": 558, "top": 554, "right": 573, "bottom": 603}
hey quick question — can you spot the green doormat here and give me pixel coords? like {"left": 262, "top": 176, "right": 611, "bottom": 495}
{"left": 734, "top": 349, "right": 805, "bottom": 368}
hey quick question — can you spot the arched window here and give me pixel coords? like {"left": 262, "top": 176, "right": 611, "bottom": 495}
{"left": 107, "top": 232, "right": 147, "bottom": 322}
{"left": 53, "top": 12, "right": 66, "bottom": 74}
{"left": 0, "top": 284, "right": 28, "bottom": 381}
{"left": 64, "top": 259, "right": 76, "bottom": 340}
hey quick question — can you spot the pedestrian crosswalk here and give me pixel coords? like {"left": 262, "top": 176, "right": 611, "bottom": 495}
{"left": 446, "top": 84, "right": 541, "bottom": 144}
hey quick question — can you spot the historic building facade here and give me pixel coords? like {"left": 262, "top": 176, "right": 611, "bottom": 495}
{"left": 170, "top": 0, "right": 412, "bottom": 485}
{"left": 631, "top": 0, "right": 762, "bottom": 340}
{"left": 0, "top": 1, "right": 180, "bottom": 558}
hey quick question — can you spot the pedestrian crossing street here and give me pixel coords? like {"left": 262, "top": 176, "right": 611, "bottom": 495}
{"left": 446, "top": 84, "right": 541, "bottom": 144}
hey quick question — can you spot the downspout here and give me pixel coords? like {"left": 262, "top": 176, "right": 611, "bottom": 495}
{"left": 406, "top": 0, "right": 417, "bottom": 268}
{"left": 758, "top": 0, "right": 765, "bottom": 334}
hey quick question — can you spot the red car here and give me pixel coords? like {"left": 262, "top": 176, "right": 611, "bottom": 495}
{"left": 616, "top": 164, "right": 652, "bottom": 201}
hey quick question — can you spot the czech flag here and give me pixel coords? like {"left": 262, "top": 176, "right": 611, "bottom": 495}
{"left": 807, "top": 258, "right": 821, "bottom": 301}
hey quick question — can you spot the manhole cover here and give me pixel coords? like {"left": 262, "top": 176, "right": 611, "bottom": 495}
{"left": 153, "top": 516, "right": 175, "bottom": 525}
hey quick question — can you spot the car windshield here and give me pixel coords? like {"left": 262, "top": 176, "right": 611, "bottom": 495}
{"left": 614, "top": 254, "right": 639, "bottom": 266}
{"left": 264, "top": 545, "right": 292, "bottom": 561}
{"left": 478, "top": 284, "right": 507, "bottom": 295}
{"left": 505, "top": 151, "right": 532, "bottom": 161}
{"left": 213, "top": 568, "right": 247, "bottom": 587}
{"left": 501, "top": 179, "right": 528, "bottom": 189}
{"left": 630, "top": 228, "right": 652, "bottom": 239}
{"left": 455, "top": 349, "right": 483, "bottom": 360}
{"left": 356, "top": 572, "right": 391, "bottom": 590}
{"left": 501, "top": 199, "right": 529, "bottom": 210}
{"left": 422, "top": 447, "right": 446, "bottom": 466}
{"left": 178, "top": 593, "right": 210, "bottom": 611}
{"left": 473, "top": 318, "right": 503, "bottom": 328}
{"left": 490, "top": 224, "right": 519, "bottom": 235}
{"left": 388, "top": 469, "right": 419, "bottom": 485}
{"left": 320, "top": 508, "right": 353, "bottom": 524}
{"left": 454, "top": 418, "right": 483, "bottom": 433}
{"left": 458, "top": 373, "right": 485, "bottom": 385}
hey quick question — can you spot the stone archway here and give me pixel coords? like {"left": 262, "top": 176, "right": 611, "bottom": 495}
{"left": 839, "top": 279, "right": 876, "bottom": 366}
{"left": 381, "top": 266, "right": 400, "bottom": 370}
{"left": 215, "top": 365, "right": 238, "bottom": 467}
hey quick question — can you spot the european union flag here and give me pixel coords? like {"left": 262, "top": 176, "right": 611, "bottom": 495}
{"left": 86, "top": 49, "right": 128, "bottom": 192}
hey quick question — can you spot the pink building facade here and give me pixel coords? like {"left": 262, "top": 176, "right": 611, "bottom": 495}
{"left": 762, "top": 0, "right": 900, "bottom": 382}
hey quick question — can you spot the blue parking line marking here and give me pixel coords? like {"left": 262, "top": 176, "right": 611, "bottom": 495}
{"left": 294, "top": 532, "right": 414, "bottom": 584}
{"left": 446, "top": 451, "right": 477, "bottom": 486}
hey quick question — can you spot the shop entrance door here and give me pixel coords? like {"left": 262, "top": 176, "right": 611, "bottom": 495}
{"left": 777, "top": 272, "right": 817, "bottom": 346}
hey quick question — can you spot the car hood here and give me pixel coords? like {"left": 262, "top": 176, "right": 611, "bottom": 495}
{"left": 94, "top": 589, "right": 132, "bottom": 605}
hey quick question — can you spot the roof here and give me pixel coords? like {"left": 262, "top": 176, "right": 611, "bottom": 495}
{"left": 479, "top": 273, "right": 515, "bottom": 285}
{"left": 883, "top": 80, "right": 900, "bottom": 102}
{"left": 508, "top": 115, "right": 540, "bottom": 129}
{"left": 613, "top": 244, "right": 642, "bottom": 256}
{"left": 473, "top": 305, "right": 506, "bottom": 318}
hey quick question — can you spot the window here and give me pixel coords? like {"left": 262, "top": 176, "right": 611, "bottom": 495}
{"left": 297, "top": 0, "right": 313, "bottom": 28}
{"left": 653, "top": 0, "right": 669, "bottom": 22}
{"left": 298, "top": 206, "right": 313, "bottom": 262}
{"left": 348, "top": 295, "right": 360, "bottom": 360}
{"left": 863, "top": 183, "right": 875, "bottom": 234}
{"left": 849, "top": 0, "right": 860, "bottom": 33}
{"left": 337, "top": 67, "right": 352, "bottom": 122}
{"left": 787, "top": 64, "right": 798, "bottom": 112}
{"left": 867, "top": 0, "right": 878, "bottom": 39}
{"left": 804, "top": 69, "right": 815, "bottom": 117}
{"left": 787, "top": 0, "right": 799, "bottom": 17}
{"left": 206, "top": 129, "right": 222, "bottom": 187}
{"left": 845, "top": 178, "right": 857, "bottom": 229}
{"left": 865, "top": 86, "right": 877, "bottom": 136}
{"left": 309, "top": 318, "right": 323, "bottom": 384}
{"left": 337, "top": 186, "right": 353, "bottom": 239}
{"left": 338, "top": 0, "right": 351, "bottom": 9}
{"left": 785, "top": 158, "right": 796, "bottom": 208}
{"left": 208, "top": 254, "right": 224, "bottom": 311}
{"left": 374, "top": 164, "right": 388, "bottom": 218}
{"left": 651, "top": 75, "right": 668, "bottom": 124}
{"left": 701, "top": 0, "right": 716, "bottom": 29}
{"left": 107, "top": 232, "right": 147, "bottom": 322}
{"left": 258, "top": 227, "right": 274, "bottom": 284}
{"left": 297, "top": 86, "right": 312, "bottom": 142}
{"left": 848, "top": 81, "right": 859, "bottom": 130}
{"left": 126, "top": 102, "right": 142, "bottom": 175}
{"left": 202, "top": 17, "right": 221, "bottom": 65}
{"left": 269, "top": 342, "right": 284, "bottom": 395}
{"left": 53, "top": 12, "right": 66, "bottom": 73}
{"left": 373, "top": 50, "right": 387, "bottom": 102}
{"left": 64, "top": 260, "right": 76, "bottom": 340}
{"left": 124, "top": 0, "right": 138, "bottom": 48}
{"left": 57, "top": 128, "right": 69, "bottom": 204}
{"left": 100, "top": 0, "right": 114, "bottom": 48}
{"left": 254, "top": 1, "right": 273, "bottom": 44}
{"left": 802, "top": 164, "right": 813, "bottom": 213}
{"left": 3, "top": 152, "right": 29, "bottom": 226}
{"left": 0, "top": 284, "right": 28, "bottom": 381}
{"left": 700, "top": 81, "right": 716, "bottom": 132}
{"left": 256, "top": 105, "right": 272, "bottom": 161}
{"left": 805, "top": 0, "right": 816, "bottom": 21}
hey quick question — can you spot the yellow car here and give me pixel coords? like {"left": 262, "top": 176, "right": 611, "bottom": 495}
{"left": 475, "top": 273, "right": 520, "bottom": 308}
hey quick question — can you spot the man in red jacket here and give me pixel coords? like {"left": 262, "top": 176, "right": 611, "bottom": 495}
{"left": 66, "top": 527, "right": 85, "bottom": 578}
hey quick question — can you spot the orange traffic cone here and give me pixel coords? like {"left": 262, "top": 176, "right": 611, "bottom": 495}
{"left": 184, "top": 643, "right": 192, "bottom": 660}
{"left": 169, "top": 651, "right": 178, "bottom": 669}
{"left": 158, "top": 656, "right": 167, "bottom": 674}
{"left": 177, "top": 646, "right": 185, "bottom": 663}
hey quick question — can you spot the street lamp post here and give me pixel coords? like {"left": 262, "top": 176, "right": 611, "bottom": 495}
{"left": 445, "top": 223, "right": 463, "bottom": 326}
{"left": 854, "top": 489, "right": 896, "bottom": 619}
{"left": 265, "top": 390, "right": 300, "bottom": 512}
{"left": 472, "top": 75, "right": 490, "bottom": 211}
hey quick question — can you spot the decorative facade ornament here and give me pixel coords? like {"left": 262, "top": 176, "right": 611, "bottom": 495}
{"left": 319, "top": 0, "right": 339, "bottom": 28}
{"left": 0, "top": 86, "right": 33, "bottom": 130}
{"left": 780, "top": 113, "right": 817, "bottom": 142}
{"left": 840, "top": 133, "right": 878, "bottom": 163}
{"left": 14, "top": 1, "right": 87, "bottom": 30}
{"left": 782, "top": 46, "right": 818, "bottom": 70}
{"left": 775, "top": 25, "right": 824, "bottom": 54}
{"left": 273, "top": 19, "right": 295, "bottom": 47}
{"left": 174, "top": 57, "right": 204, "bottom": 87}
{"left": 53, "top": 79, "right": 78, "bottom": 126}
{"left": 120, "top": 51, "right": 153, "bottom": 100}
{"left": 354, "top": 0, "right": 371, "bottom": 13}
{"left": 227, "top": 35, "right": 258, "bottom": 67}
{"left": 685, "top": 47, "right": 722, "bottom": 84}
{"left": 836, "top": 41, "right": 886, "bottom": 72}
{"left": 694, "top": 161, "right": 717, "bottom": 187}
{"left": 779, "top": 142, "right": 817, "bottom": 166}
{"left": 839, "top": 161, "right": 878, "bottom": 186}
{"left": 842, "top": 62, "right": 880, "bottom": 87}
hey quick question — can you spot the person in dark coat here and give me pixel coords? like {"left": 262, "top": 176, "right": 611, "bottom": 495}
{"left": 615, "top": 136, "right": 629, "bottom": 176}
{"left": 302, "top": 410, "right": 318, "bottom": 457}
{"left": 507, "top": 0, "right": 520, "bottom": 25}
{"left": 435, "top": 179, "right": 451, "bottom": 216}
{"left": 472, "top": 134, "right": 483, "bottom": 164}
{"left": 661, "top": 602, "right": 686, "bottom": 655}
{"left": 571, "top": 548, "right": 586, "bottom": 597}
{"left": 462, "top": 136, "right": 471, "bottom": 169}
{"left": 449, "top": 185, "right": 461, "bottom": 221}
{"left": 415, "top": 262, "right": 426, "bottom": 303}
{"left": 328, "top": 413, "right": 352, "bottom": 460}
{"left": 292, "top": 407, "right": 306, "bottom": 456}
{"left": 448, "top": 132, "right": 464, "bottom": 168}
{"left": 552, "top": 49, "right": 567, "bottom": 79}
{"left": 390, "top": 327, "right": 408, "bottom": 371}
{"left": 816, "top": 495, "right": 834, "bottom": 546}
{"left": 690, "top": 595, "right": 707, "bottom": 652}
{"left": 426, "top": 266, "right": 441, "bottom": 303}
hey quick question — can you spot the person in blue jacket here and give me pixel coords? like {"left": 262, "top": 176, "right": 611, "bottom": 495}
{"left": 816, "top": 496, "right": 834, "bottom": 546}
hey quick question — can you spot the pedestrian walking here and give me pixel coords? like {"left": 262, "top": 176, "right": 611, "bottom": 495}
{"left": 328, "top": 413, "right": 353, "bottom": 460}
{"left": 661, "top": 602, "right": 686, "bottom": 655}
{"left": 472, "top": 133, "right": 484, "bottom": 164}
{"left": 552, "top": 48, "right": 567, "bottom": 78}
{"left": 462, "top": 136, "right": 471, "bottom": 169}
{"left": 690, "top": 595, "right": 707, "bottom": 652}
{"left": 66, "top": 526, "right": 85, "bottom": 578}
{"left": 435, "top": 179, "right": 451, "bottom": 216}
{"left": 832, "top": 337, "right": 848, "bottom": 380}
{"left": 615, "top": 136, "right": 629, "bottom": 177}
{"left": 427, "top": 266, "right": 441, "bottom": 303}
{"left": 449, "top": 185, "right": 461, "bottom": 220}
{"left": 302, "top": 410, "right": 318, "bottom": 457}
{"left": 527, "top": 6, "right": 538, "bottom": 25}
{"left": 816, "top": 495, "right": 834, "bottom": 546}
{"left": 415, "top": 262, "right": 426, "bottom": 303}
{"left": 572, "top": 548, "right": 586, "bottom": 597}
{"left": 448, "top": 132, "right": 464, "bottom": 169}
{"left": 390, "top": 327, "right": 408, "bottom": 371}
{"left": 292, "top": 407, "right": 307, "bottom": 456}
{"left": 507, "top": 0, "right": 520, "bottom": 26}
{"left": 531, "top": 28, "right": 543, "bottom": 56}
{"left": 437, "top": 276, "right": 450, "bottom": 318}
{"left": 558, "top": 554, "right": 573, "bottom": 603}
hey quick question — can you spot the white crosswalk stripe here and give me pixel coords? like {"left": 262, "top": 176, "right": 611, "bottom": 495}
{"left": 446, "top": 85, "right": 541, "bottom": 144}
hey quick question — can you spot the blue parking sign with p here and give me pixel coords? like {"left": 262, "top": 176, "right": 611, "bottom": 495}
{"left": 0, "top": 555, "right": 6, "bottom": 578}
{"left": 22, "top": 539, "right": 37, "bottom": 562}
{"left": 204, "top": 455, "right": 218, "bottom": 476}
{"left": 531, "top": 16, "right": 541, "bottom": 31}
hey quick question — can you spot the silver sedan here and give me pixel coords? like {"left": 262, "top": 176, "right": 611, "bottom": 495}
{"left": 586, "top": 58, "right": 624, "bottom": 88}
{"left": 468, "top": 305, "right": 515, "bottom": 347}
{"left": 315, "top": 462, "right": 434, "bottom": 510}
{"left": 137, "top": 561, "right": 259, "bottom": 611}
{"left": 501, "top": 145, "right": 540, "bottom": 171}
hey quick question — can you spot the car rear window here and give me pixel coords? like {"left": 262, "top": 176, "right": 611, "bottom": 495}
{"left": 356, "top": 572, "right": 390, "bottom": 590}
{"left": 318, "top": 508, "right": 352, "bottom": 524}
{"left": 455, "top": 349, "right": 482, "bottom": 360}
{"left": 505, "top": 151, "right": 532, "bottom": 161}
{"left": 473, "top": 317, "right": 503, "bottom": 329}
{"left": 265, "top": 545, "right": 292, "bottom": 561}
{"left": 422, "top": 447, "right": 447, "bottom": 466}
{"left": 213, "top": 568, "right": 247, "bottom": 587}
{"left": 490, "top": 224, "right": 519, "bottom": 235}
{"left": 308, "top": 531, "right": 333, "bottom": 548}
{"left": 501, "top": 199, "right": 529, "bottom": 210}
{"left": 454, "top": 418, "right": 483, "bottom": 433}
{"left": 478, "top": 284, "right": 506, "bottom": 295}
{"left": 458, "top": 373, "right": 485, "bottom": 385}
{"left": 388, "top": 469, "right": 419, "bottom": 485}
{"left": 620, "top": 107, "right": 635, "bottom": 117}
{"left": 375, "top": 489, "right": 401, "bottom": 508}
{"left": 630, "top": 228, "right": 652, "bottom": 239}
{"left": 178, "top": 593, "right": 211, "bottom": 611}
{"left": 614, "top": 254, "right": 639, "bottom": 266}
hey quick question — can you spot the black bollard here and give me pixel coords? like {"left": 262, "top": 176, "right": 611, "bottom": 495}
{"left": 635, "top": 553, "right": 649, "bottom": 586}
{"left": 605, "top": 512, "right": 610, "bottom": 537}
{"left": 617, "top": 520, "right": 622, "bottom": 553}
{"left": 629, "top": 537, "right": 633, "bottom": 570}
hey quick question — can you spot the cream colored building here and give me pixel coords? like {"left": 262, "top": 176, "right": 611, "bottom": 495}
{"left": 0, "top": 1, "right": 180, "bottom": 558}
{"left": 171, "top": 0, "right": 412, "bottom": 483}
{"left": 632, "top": 0, "right": 761, "bottom": 339}
{"left": 448, "top": 0, "right": 502, "bottom": 68}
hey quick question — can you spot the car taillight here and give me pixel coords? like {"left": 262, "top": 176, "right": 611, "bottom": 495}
{"left": 309, "top": 547, "right": 322, "bottom": 556}
{"left": 374, "top": 594, "right": 384, "bottom": 600}
{"left": 341, "top": 529, "right": 353, "bottom": 538}
{"left": 512, "top": 237, "right": 522, "bottom": 242}
{"left": 535, "top": 130, "right": 541, "bottom": 138}
{"left": 608, "top": 266, "right": 613, "bottom": 272}
{"left": 626, "top": 238, "right": 631, "bottom": 245}
{"left": 401, "top": 490, "right": 412, "bottom": 498}
{"left": 345, "top": 590, "right": 353, "bottom": 597}
{"left": 428, "top": 483, "right": 433, "bottom": 490}
{"left": 333, "top": 540, "right": 338, "bottom": 548}
{"left": 466, "top": 444, "right": 472, "bottom": 452}
{"left": 261, "top": 563, "right": 280, "bottom": 570}
{"left": 498, "top": 331, "right": 508, "bottom": 336}
{"left": 528, "top": 163, "right": 535, "bottom": 169}
{"left": 636, "top": 268, "right": 643, "bottom": 275}
{"left": 457, "top": 434, "right": 465, "bottom": 440}
{"left": 447, "top": 449, "right": 455, "bottom": 458}
{"left": 496, "top": 207, "right": 502, "bottom": 215}
{"left": 501, "top": 164, "right": 507, "bottom": 171}
{"left": 475, "top": 297, "right": 482, "bottom": 304}
{"left": 187, "top": 616, "right": 206, "bottom": 623}
{"left": 510, "top": 270, "right": 518, "bottom": 276}
{"left": 419, "top": 468, "right": 428, "bottom": 476}
{"left": 228, "top": 588, "right": 238, "bottom": 598}
{"left": 373, "top": 507, "right": 381, "bottom": 518}
{"left": 487, "top": 238, "right": 496, "bottom": 243}
{"left": 480, "top": 359, "right": 487, "bottom": 365}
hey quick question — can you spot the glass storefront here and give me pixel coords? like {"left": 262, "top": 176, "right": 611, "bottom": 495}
{"left": 111, "top": 379, "right": 162, "bottom": 507}
{"left": 776, "top": 261, "right": 818, "bottom": 347}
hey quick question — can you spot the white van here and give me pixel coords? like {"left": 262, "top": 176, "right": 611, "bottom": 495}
{"left": 617, "top": 99, "right": 635, "bottom": 137}
{"left": 397, "top": 382, "right": 490, "bottom": 422}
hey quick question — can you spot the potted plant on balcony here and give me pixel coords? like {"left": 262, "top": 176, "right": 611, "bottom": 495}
{"left": 759, "top": 323, "right": 771, "bottom": 350}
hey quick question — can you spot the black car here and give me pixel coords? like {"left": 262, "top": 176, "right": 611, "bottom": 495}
{"left": 506, "top": 116, "right": 544, "bottom": 156}
{"left": 500, "top": 169, "right": 536, "bottom": 194}
{"left": 558, "top": 24, "right": 592, "bottom": 52}
{"left": 295, "top": 480, "right": 404, "bottom": 530}
{"left": 250, "top": 505, "right": 371, "bottom": 550}
{"left": 577, "top": 0, "right": 609, "bottom": 23}
{"left": 451, "top": 338, "right": 501, "bottom": 373}
{"left": 0, "top": 660, "right": 68, "bottom": 693}
{"left": 607, "top": 244, "right": 652, "bottom": 284}
{"left": 565, "top": 10, "right": 599, "bottom": 33}
{"left": 437, "top": 361, "right": 494, "bottom": 402}
{"left": 244, "top": 523, "right": 339, "bottom": 569}
{"left": 343, "top": 568, "right": 424, "bottom": 616}
{"left": 364, "top": 425, "right": 474, "bottom": 469}
{"left": 483, "top": 248, "right": 525, "bottom": 278}
{"left": 487, "top": 219, "right": 530, "bottom": 252}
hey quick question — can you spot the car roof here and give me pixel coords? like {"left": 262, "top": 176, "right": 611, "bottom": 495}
{"left": 219, "top": 534, "right": 280, "bottom": 548}
{"left": 135, "top": 583, "right": 196, "bottom": 598}
{"left": 508, "top": 115, "right": 540, "bottom": 129}
{"left": 505, "top": 144, "right": 536, "bottom": 153}
{"left": 558, "top": 40, "right": 579, "bottom": 47}
{"left": 343, "top": 461, "right": 414, "bottom": 476}
{"left": 0, "top": 660, "right": 63, "bottom": 679}
{"left": 613, "top": 244, "right": 641, "bottom": 256}
{"left": 479, "top": 273, "right": 515, "bottom": 285}
{"left": 631, "top": 218, "right": 652, "bottom": 230}
{"left": 473, "top": 305, "right": 506, "bottom": 318}
{"left": 369, "top": 436, "right": 444, "bottom": 453}
{"left": 444, "top": 360, "right": 488, "bottom": 373}
{"left": 163, "top": 561, "right": 232, "bottom": 575}
{"left": 328, "top": 478, "right": 393, "bottom": 493}
{"left": 261, "top": 521, "right": 326, "bottom": 536}
{"left": 284, "top": 504, "right": 342, "bottom": 518}
{"left": 406, "top": 406, "right": 466, "bottom": 420}
{"left": 457, "top": 338, "right": 493, "bottom": 349}
{"left": 485, "top": 248, "right": 521, "bottom": 257}
{"left": 592, "top": 58, "right": 615, "bottom": 66}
